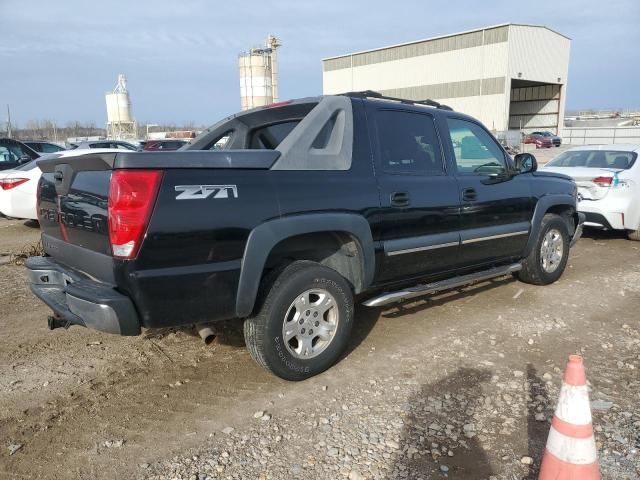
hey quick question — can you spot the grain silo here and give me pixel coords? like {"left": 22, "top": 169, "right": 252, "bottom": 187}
{"left": 239, "top": 35, "right": 281, "bottom": 110}
{"left": 105, "top": 74, "right": 137, "bottom": 139}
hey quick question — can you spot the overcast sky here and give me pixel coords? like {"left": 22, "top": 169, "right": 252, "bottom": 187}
{"left": 1, "top": 0, "right": 638, "bottom": 127}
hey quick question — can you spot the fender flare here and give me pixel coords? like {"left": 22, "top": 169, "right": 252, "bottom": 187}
{"left": 524, "top": 194, "right": 577, "bottom": 256}
{"left": 235, "top": 213, "right": 375, "bottom": 318}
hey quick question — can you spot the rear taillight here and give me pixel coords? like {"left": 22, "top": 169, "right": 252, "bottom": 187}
{"left": 108, "top": 170, "right": 162, "bottom": 259}
{"left": 592, "top": 176, "right": 613, "bottom": 187}
{"left": 0, "top": 178, "right": 29, "bottom": 190}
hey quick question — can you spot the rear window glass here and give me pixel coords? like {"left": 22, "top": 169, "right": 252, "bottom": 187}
{"left": 547, "top": 150, "right": 637, "bottom": 169}
{"left": 375, "top": 110, "right": 444, "bottom": 175}
{"left": 14, "top": 159, "right": 40, "bottom": 171}
{"left": 249, "top": 120, "right": 301, "bottom": 149}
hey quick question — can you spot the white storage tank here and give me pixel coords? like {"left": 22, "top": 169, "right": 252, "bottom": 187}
{"left": 105, "top": 75, "right": 133, "bottom": 123}
{"left": 105, "top": 74, "right": 136, "bottom": 139}
{"left": 239, "top": 35, "right": 281, "bottom": 110}
{"left": 239, "top": 51, "right": 273, "bottom": 110}
{"left": 105, "top": 93, "right": 132, "bottom": 123}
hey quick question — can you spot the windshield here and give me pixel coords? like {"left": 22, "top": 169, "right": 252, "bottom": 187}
{"left": 546, "top": 150, "right": 637, "bottom": 169}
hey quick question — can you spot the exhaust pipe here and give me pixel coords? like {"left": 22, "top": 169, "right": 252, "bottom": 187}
{"left": 196, "top": 324, "right": 217, "bottom": 345}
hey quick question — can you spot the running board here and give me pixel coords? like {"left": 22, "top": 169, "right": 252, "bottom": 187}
{"left": 362, "top": 263, "right": 522, "bottom": 308}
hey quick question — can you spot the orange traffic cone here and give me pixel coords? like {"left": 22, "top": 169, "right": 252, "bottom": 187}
{"left": 539, "top": 355, "right": 600, "bottom": 480}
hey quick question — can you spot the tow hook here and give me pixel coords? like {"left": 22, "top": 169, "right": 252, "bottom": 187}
{"left": 48, "top": 315, "right": 71, "bottom": 330}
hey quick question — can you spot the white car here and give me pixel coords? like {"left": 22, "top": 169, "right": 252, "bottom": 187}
{"left": 0, "top": 149, "right": 121, "bottom": 221}
{"left": 543, "top": 144, "right": 640, "bottom": 241}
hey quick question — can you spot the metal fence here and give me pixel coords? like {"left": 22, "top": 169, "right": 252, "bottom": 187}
{"left": 559, "top": 127, "right": 640, "bottom": 145}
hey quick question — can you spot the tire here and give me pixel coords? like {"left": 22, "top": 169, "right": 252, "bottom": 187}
{"left": 516, "top": 213, "right": 570, "bottom": 285}
{"left": 243, "top": 260, "right": 354, "bottom": 381}
{"left": 628, "top": 229, "right": 640, "bottom": 241}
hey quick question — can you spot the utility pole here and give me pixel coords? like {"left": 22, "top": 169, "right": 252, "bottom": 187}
{"left": 6, "top": 104, "right": 12, "bottom": 138}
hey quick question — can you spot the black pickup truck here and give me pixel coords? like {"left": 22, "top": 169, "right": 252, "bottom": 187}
{"left": 27, "top": 91, "right": 584, "bottom": 380}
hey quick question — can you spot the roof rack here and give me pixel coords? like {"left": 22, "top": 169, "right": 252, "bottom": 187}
{"left": 342, "top": 90, "right": 453, "bottom": 111}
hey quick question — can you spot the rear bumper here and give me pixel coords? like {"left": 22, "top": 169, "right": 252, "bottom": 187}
{"left": 578, "top": 201, "right": 627, "bottom": 230}
{"left": 25, "top": 256, "right": 140, "bottom": 336}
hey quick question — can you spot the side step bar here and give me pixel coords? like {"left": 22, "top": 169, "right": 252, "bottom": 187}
{"left": 363, "top": 263, "right": 522, "bottom": 308}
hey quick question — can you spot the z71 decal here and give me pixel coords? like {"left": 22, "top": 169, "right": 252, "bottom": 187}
{"left": 174, "top": 185, "right": 238, "bottom": 200}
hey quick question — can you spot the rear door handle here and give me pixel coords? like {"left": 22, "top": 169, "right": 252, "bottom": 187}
{"left": 390, "top": 191, "right": 410, "bottom": 207}
{"left": 462, "top": 188, "right": 477, "bottom": 202}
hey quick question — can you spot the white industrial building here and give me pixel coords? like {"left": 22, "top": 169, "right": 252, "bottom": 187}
{"left": 323, "top": 24, "right": 570, "bottom": 137}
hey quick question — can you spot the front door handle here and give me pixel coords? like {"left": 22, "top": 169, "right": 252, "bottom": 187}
{"left": 390, "top": 191, "right": 410, "bottom": 207}
{"left": 462, "top": 187, "right": 477, "bottom": 202}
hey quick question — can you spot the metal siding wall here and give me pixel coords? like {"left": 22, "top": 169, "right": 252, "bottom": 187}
{"left": 379, "top": 77, "right": 505, "bottom": 100}
{"left": 508, "top": 83, "right": 562, "bottom": 132}
{"left": 509, "top": 114, "right": 559, "bottom": 129}
{"left": 325, "top": 42, "right": 509, "bottom": 93}
{"left": 323, "top": 25, "right": 508, "bottom": 72}
{"left": 438, "top": 94, "right": 509, "bottom": 131}
{"left": 508, "top": 26, "right": 570, "bottom": 84}
{"left": 507, "top": 25, "right": 569, "bottom": 133}
{"left": 509, "top": 100, "right": 559, "bottom": 115}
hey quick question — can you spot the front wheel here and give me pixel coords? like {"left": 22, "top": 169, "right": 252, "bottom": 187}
{"left": 516, "top": 213, "right": 570, "bottom": 285}
{"left": 244, "top": 261, "right": 354, "bottom": 381}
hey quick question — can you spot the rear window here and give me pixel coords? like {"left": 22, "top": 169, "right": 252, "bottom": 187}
{"left": 547, "top": 150, "right": 637, "bottom": 169}
{"left": 14, "top": 159, "right": 40, "bottom": 171}
{"left": 375, "top": 109, "right": 444, "bottom": 175}
{"left": 249, "top": 121, "right": 301, "bottom": 149}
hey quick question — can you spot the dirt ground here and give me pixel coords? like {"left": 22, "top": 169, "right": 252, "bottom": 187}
{"left": 0, "top": 216, "right": 638, "bottom": 479}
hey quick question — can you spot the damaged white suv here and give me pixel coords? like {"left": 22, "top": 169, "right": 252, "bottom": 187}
{"left": 543, "top": 145, "right": 640, "bottom": 240}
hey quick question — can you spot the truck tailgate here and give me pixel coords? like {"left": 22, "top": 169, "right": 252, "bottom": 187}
{"left": 36, "top": 150, "right": 280, "bottom": 282}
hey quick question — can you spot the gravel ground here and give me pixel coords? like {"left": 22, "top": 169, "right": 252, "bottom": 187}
{"left": 0, "top": 216, "right": 638, "bottom": 479}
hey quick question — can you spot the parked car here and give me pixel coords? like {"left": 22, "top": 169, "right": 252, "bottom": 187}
{"left": 0, "top": 138, "right": 39, "bottom": 171}
{"left": 68, "top": 140, "right": 138, "bottom": 151}
{"left": 523, "top": 133, "right": 553, "bottom": 149}
{"left": 142, "top": 139, "right": 188, "bottom": 151}
{"left": 543, "top": 145, "right": 640, "bottom": 240}
{"left": 23, "top": 140, "right": 66, "bottom": 153}
{"left": 27, "top": 92, "right": 583, "bottom": 381}
{"left": 531, "top": 131, "right": 562, "bottom": 147}
{"left": 0, "top": 149, "right": 122, "bottom": 220}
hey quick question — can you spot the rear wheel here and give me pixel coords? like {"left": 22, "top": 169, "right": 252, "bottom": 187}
{"left": 244, "top": 261, "right": 354, "bottom": 381}
{"left": 516, "top": 214, "right": 570, "bottom": 285}
{"left": 628, "top": 229, "right": 640, "bottom": 241}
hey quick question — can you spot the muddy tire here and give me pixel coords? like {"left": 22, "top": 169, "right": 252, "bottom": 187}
{"left": 243, "top": 261, "right": 354, "bottom": 381}
{"left": 627, "top": 229, "right": 640, "bottom": 241}
{"left": 516, "top": 214, "right": 570, "bottom": 285}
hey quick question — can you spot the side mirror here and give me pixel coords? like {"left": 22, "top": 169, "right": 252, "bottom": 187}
{"left": 18, "top": 154, "right": 32, "bottom": 164}
{"left": 514, "top": 153, "right": 537, "bottom": 173}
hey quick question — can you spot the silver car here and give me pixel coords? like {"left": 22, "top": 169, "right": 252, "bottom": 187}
{"left": 68, "top": 140, "right": 138, "bottom": 151}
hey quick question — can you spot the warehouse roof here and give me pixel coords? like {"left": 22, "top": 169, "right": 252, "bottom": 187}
{"left": 322, "top": 23, "right": 570, "bottom": 61}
